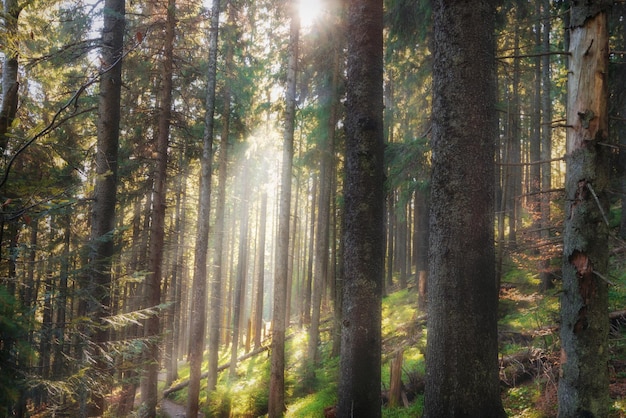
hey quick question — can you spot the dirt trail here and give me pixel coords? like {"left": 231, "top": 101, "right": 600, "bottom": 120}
{"left": 160, "top": 398, "right": 204, "bottom": 418}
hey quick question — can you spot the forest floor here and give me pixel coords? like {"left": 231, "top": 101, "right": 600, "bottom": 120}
{"left": 160, "top": 398, "right": 201, "bottom": 418}
{"left": 160, "top": 267, "right": 626, "bottom": 417}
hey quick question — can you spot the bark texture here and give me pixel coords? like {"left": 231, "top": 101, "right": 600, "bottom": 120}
{"left": 337, "top": 0, "right": 384, "bottom": 416}
{"left": 558, "top": 2, "right": 611, "bottom": 416}
{"left": 425, "top": 0, "right": 505, "bottom": 416}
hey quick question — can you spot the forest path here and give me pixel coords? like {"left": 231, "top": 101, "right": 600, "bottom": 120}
{"left": 160, "top": 397, "right": 204, "bottom": 418}
{"left": 157, "top": 367, "right": 203, "bottom": 418}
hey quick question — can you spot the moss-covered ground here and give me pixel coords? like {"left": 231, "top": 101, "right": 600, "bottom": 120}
{"left": 160, "top": 259, "right": 626, "bottom": 417}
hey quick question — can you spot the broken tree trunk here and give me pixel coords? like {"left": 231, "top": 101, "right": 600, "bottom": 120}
{"left": 388, "top": 349, "right": 404, "bottom": 408}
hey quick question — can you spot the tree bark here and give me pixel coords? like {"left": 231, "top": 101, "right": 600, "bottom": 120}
{"left": 140, "top": 0, "right": 176, "bottom": 415}
{"left": 83, "top": 0, "right": 125, "bottom": 414}
{"left": 0, "top": 0, "right": 21, "bottom": 153}
{"left": 253, "top": 191, "right": 268, "bottom": 349}
{"left": 337, "top": 0, "right": 384, "bottom": 416}
{"left": 425, "top": 0, "right": 505, "bottom": 416}
{"left": 307, "top": 21, "right": 340, "bottom": 372}
{"left": 303, "top": 176, "right": 316, "bottom": 327}
{"left": 186, "top": 0, "right": 220, "bottom": 415}
{"left": 539, "top": 0, "right": 553, "bottom": 291}
{"left": 558, "top": 2, "right": 611, "bottom": 416}
{"left": 229, "top": 170, "right": 250, "bottom": 379}
{"left": 207, "top": 0, "right": 234, "bottom": 392}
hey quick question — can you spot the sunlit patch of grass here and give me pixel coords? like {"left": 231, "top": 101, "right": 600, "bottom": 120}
{"left": 502, "top": 267, "right": 541, "bottom": 289}
{"left": 503, "top": 384, "right": 543, "bottom": 417}
{"left": 288, "top": 346, "right": 339, "bottom": 416}
{"left": 613, "top": 399, "right": 626, "bottom": 416}
{"left": 382, "top": 289, "right": 418, "bottom": 337}
{"left": 499, "top": 290, "right": 559, "bottom": 335}
{"left": 383, "top": 397, "right": 424, "bottom": 418}
{"left": 286, "top": 382, "right": 336, "bottom": 417}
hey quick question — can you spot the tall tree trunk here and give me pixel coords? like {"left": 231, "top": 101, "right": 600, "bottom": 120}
{"left": 0, "top": 0, "right": 21, "bottom": 153}
{"left": 397, "top": 202, "right": 407, "bottom": 289}
{"left": 207, "top": 0, "right": 234, "bottom": 393}
{"left": 186, "top": 0, "right": 220, "bottom": 415}
{"left": 268, "top": 1, "right": 298, "bottom": 415}
{"left": 539, "top": 0, "right": 553, "bottom": 291}
{"left": 303, "top": 176, "right": 316, "bottom": 326}
{"left": 164, "top": 178, "right": 181, "bottom": 387}
{"left": 615, "top": 0, "right": 626, "bottom": 239}
{"left": 140, "top": 0, "right": 176, "bottom": 414}
{"left": 286, "top": 176, "right": 300, "bottom": 324}
{"left": 83, "top": 0, "right": 125, "bottom": 413}
{"left": 558, "top": 2, "right": 610, "bottom": 416}
{"left": 53, "top": 214, "right": 70, "bottom": 378}
{"left": 386, "top": 190, "right": 394, "bottom": 288}
{"left": 173, "top": 163, "right": 188, "bottom": 374}
{"left": 508, "top": 9, "right": 522, "bottom": 248}
{"left": 253, "top": 191, "right": 268, "bottom": 349}
{"left": 229, "top": 170, "right": 250, "bottom": 378}
{"left": 337, "top": 0, "right": 384, "bottom": 416}
{"left": 307, "top": 32, "right": 339, "bottom": 374}
{"left": 424, "top": 0, "right": 505, "bottom": 416}
{"left": 415, "top": 187, "right": 429, "bottom": 310}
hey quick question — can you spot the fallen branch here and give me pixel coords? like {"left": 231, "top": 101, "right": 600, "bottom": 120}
{"left": 609, "top": 310, "right": 626, "bottom": 321}
{"left": 163, "top": 345, "right": 268, "bottom": 397}
{"left": 499, "top": 347, "right": 548, "bottom": 387}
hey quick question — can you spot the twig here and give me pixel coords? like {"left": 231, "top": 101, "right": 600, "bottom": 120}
{"left": 593, "top": 270, "right": 616, "bottom": 286}
{"left": 586, "top": 183, "right": 609, "bottom": 227}
{"left": 497, "top": 51, "right": 570, "bottom": 60}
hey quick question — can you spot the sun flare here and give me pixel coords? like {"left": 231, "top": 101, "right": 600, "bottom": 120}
{"left": 298, "top": 0, "right": 324, "bottom": 29}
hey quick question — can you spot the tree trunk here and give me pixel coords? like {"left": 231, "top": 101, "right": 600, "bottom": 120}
{"left": 207, "top": 0, "right": 234, "bottom": 393}
{"left": 83, "top": 0, "right": 125, "bottom": 413}
{"left": 415, "top": 187, "right": 429, "bottom": 310}
{"left": 614, "top": 0, "right": 626, "bottom": 240}
{"left": 0, "top": 0, "right": 21, "bottom": 153}
{"left": 558, "top": 2, "right": 611, "bottom": 416}
{"left": 307, "top": 26, "right": 340, "bottom": 372}
{"left": 140, "top": 0, "right": 175, "bottom": 415}
{"left": 186, "top": 0, "right": 220, "bottom": 415}
{"left": 53, "top": 214, "right": 70, "bottom": 378}
{"left": 268, "top": 1, "right": 298, "bottom": 415}
{"left": 164, "top": 166, "right": 183, "bottom": 387}
{"left": 539, "top": 0, "right": 553, "bottom": 291}
{"left": 425, "top": 0, "right": 505, "bottom": 416}
{"left": 229, "top": 170, "right": 250, "bottom": 379}
{"left": 397, "top": 201, "right": 408, "bottom": 289}
{"left": 303, "top": 176, "right": 316, "bottom": 326}
{"left": 508, "top": 9, "right": 522, "bottom": 248}
{"left": 337, "top": 0, "right": 384, "bottom": 416}
{"left": 386, "top": 191, "right": 394, "bottom": 290}
{"left": 253, "top": 191, "right": 268, "bottom": 349}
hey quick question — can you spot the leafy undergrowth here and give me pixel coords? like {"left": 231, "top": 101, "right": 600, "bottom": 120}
{"left": 162, "top": 267, "right": 626, "bottom": 417}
